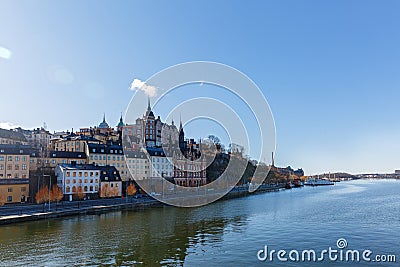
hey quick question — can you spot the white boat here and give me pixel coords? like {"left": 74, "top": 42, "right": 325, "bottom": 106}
{"left": 304, "top": 178, "right": 334, "bottom": 186}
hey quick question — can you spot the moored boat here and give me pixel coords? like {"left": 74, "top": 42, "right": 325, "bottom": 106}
{"left": 304, "top": 178, "right": 334, "bottom": 186}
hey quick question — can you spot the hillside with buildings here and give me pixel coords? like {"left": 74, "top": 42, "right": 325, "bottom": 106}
{"left": 0, "top": 101, "right": 303, "bottom": 205}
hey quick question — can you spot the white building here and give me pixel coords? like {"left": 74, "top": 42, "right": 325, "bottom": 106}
{"left": 125, "top": 150, "right": 150, "bottom": 180}
{"left": 55, "top": 163, "right": 100, "bottom": 201}
{"left": 147, "top": 148, "right": 173, "bottom": 179}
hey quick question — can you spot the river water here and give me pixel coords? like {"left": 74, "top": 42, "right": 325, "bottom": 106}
{"left": 0, "top": 179, "right": 399, "bottom": 266}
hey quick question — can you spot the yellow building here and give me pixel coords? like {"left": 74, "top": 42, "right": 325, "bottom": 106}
{"left": 87, "top": 143, "right": 131, "bottom": 181}
{"left": 49, "top": 134, "right": 101, "bottom": 153}
{"left": 0, "top": 144, "right": 30, "bottom": 203}
{"left": 29, "top": 150, "right": 88, "bottom": 171}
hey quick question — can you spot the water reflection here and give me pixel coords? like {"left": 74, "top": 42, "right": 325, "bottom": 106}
{"left": 0, "top": 202, "right": 249, "bottom": 266}
{"left": 0, "top": 180, "right": 399, "bottom": 267}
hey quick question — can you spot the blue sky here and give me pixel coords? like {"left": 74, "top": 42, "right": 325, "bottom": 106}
{"left": 1, "top": 0, "right": 399, "bottom": 174}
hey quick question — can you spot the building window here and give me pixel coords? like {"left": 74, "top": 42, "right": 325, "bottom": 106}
{"left": 21, "top": 187, "right": 26, "bottom": 192}
{"left": 90, "top": 186, "right": 93, "bottom": 191}
{"left": 7, "top": 164, "right": 12, "bottom": 171}
{"left": 84, "top": 186, "right": 88, "bottom": 192}
{"left": 0, "top": 164, "right": 3, "bottom": 170}
{"left": 52, "top": 160, "right": 56, "bottom": 164}
{"left": 66, "top": 186, "right": 70, "bottom": 193}
{"left": 15, "top": 156, "right": 20, "bottom": 161}
{"left": 22, "top": 164, "right": 27, "bottom": 170}
{"left": 95, "top": 172, "right": 99, "bottom": 176}
{"left": 84, "top": 172, "right": 88, "bottom": 177}
{"left": 73, "top": 179, "right": 76, "bottom": 183}
{"left": 7, "top": 196, "right": 12, "bottom": 202}
{"left": 8, "top": 156, "right": 12, "bottom": 161}
{"left": 72, "top": 186, "right": 76, "bottom": 192}
{"left": 84, "top": 179, "right": 88, "bottom": 183}
{"left": 22, "top": 156, "right": 27, "bottom": 162}
{"left": 73, "top": 172, "right": 76, "bottom": 177}
{"left": 95, "top": 185, "right": 98, "bottom": 191}
{"left": 0, "top": 156, "right": 4, "bottom": 161}
{"left": 8, "top": 187, "right": 12, "bottom": 192}
{"left": 79, "top": 179, "right": 82, "bottom": 183}
{"left": 66, "top": 172, "right": 70, "bottom": 177}
{"left": 66, "top": 180, "right": 70, "bottom": 184}
{"left": 78, "top": 172, "right": 82, "bottom": 177}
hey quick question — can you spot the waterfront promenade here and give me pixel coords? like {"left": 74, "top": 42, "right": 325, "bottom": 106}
{"left": 0, "top": 184, "right": 283, "bottom": 225}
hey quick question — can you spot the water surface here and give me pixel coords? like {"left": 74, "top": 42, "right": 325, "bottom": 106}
{"left": 0, "top": 180, "right": 399, "bottom": 266}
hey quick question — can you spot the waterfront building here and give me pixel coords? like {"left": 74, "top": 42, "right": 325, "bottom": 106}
{"left": 0, "top": 144, "right": 30, "bottom": 203}
{"left": 173, "top": 139, "right": 207, "bottom": 187}
{"left": 55, "top": 162, "right": 122, "bottom": 201}
{"left": 98, "top": 165, "right": 122, "bottom": 198}
{"left": 55, "top": 163, "right": 100, "bottom": 201}
{"left": 0, "top": 128, "right": 28, "bottom": 145}
{"left": 125, "top": 150, "right": 150, "bottom": 180}
{"left": 147, "top": 147, "right": 173, "bottom": 179}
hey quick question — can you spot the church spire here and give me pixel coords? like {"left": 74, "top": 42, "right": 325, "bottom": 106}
{"left": 147, "top": 96, "right": 151, "bottom": 111}
{"left": 179, "top": 113, "right": 182, "bottom": 131}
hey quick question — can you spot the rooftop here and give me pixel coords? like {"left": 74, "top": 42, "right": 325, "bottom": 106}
{"left": 0, "top": 144, "right": 33, "bottom": 155}
{"left": 0, "top": 128, "right": 28, "bottom": 142}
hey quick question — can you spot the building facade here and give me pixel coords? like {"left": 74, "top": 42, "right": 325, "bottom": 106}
{"left": 87, "top": 143, "right": 130, "bottom": 181}
{"left": 0, "top": 128, "right": 28, "bottom": 145}
{"left": 173, "top": 139, "right": 207, "bottom": 187}
{"left": 125, "top": 150, "right": 150, "bottom": 180}
{"left": 0, "top": 144, "right": 30, "bottom": 203}
{"left": 55, "top": 163, "right": 100, "bottom": 201}
{"left": 98, "top": 165, "right": 122, "bottom": 198}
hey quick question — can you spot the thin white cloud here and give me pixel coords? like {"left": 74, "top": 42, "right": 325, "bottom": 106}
{"left": 129, "top": 78, "right": 157, "bottom": 97}
{"left": 47, "top": 65, "right": 74, "bottom": 85}
{"left": 0, "top": 46, "right": 12, "bottom": 60}
{"left": 0, "top": 122, "right": 20, "bottom": 129}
